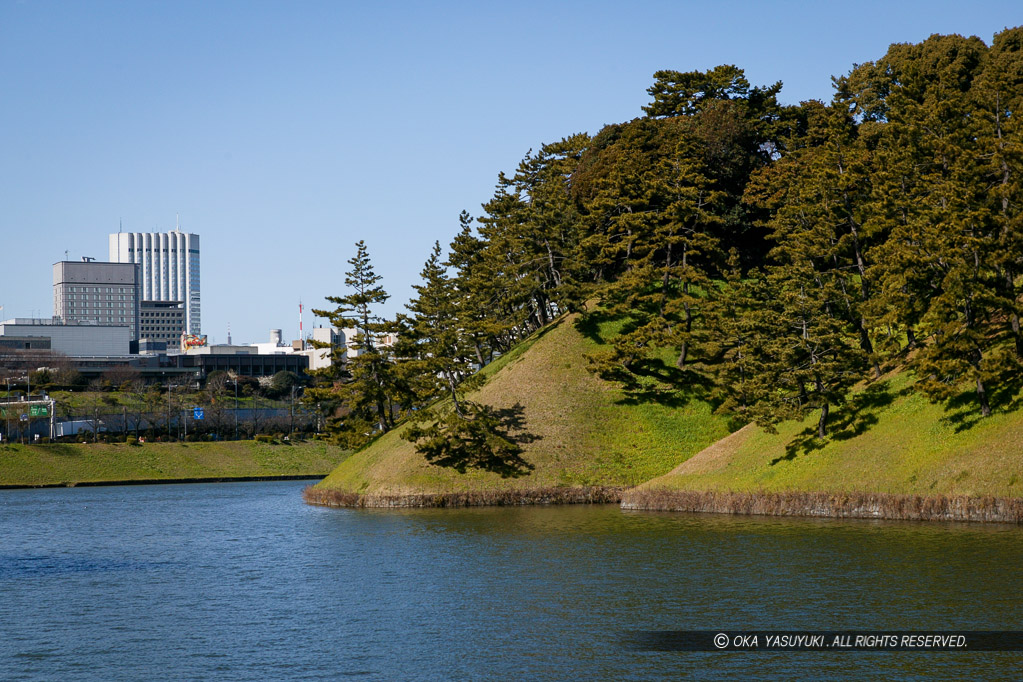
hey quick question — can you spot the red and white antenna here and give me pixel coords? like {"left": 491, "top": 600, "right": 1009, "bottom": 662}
{"left": 299, "top": 300, "right": 304, "bottom": 350}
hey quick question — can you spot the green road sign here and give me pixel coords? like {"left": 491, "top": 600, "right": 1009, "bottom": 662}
{"left": 2, "top": 405, "right": 50, "bottom": 418}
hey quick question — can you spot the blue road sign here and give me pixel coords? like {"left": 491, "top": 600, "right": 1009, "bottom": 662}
{"left": 193, "top": 407, "right": 204, "bottom": 420}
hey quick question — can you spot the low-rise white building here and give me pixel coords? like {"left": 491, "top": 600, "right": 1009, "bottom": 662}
{"left": 0, "top": 318, "right": 131, "bottom": 356}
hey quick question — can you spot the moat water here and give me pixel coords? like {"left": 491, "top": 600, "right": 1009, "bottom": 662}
{"left": 1, "top": 481, "right": 1020, "bottom": 680}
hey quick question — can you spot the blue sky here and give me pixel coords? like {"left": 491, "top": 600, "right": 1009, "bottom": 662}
{"left": 1, "top": 1, "right": 1019, "bottom": 344}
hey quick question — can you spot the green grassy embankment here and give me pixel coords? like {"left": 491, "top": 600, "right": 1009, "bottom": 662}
{"left": 623, "top": 369, "right": 1023, "bottom": 522}
{"left": 0, "top": 439, "right": 351, "bottom": 488}
{"left": 306, "top": 308, "right": 1023, "bottom": 520}
{"left": 308, "top": 312, "right": 733, "bottom": 506}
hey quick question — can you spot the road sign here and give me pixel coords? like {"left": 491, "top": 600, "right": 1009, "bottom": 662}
{"left": 193, "top": 407, "right": 204, "bottom": 420}
{"left": 29, "top": 405, "right": 48, "bottom": 417}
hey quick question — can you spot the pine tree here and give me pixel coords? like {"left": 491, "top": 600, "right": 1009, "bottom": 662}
{"left": 601, "top": 122, "right": 724, "bottom": 371}
{"left": 477, "top": 134, "right": 590, "bottom": 331}
{"left": 846, "top": 34, "right": 1016, "bottom": 417}
{"left": 974, "top": 27, "right": 1023, "bottom": 360}
{"left": 738, "top": 102, "right": 873, "bottom": 436}
{"left": 394, "top": 241, "right": 479, "bottom": 415}
{"left": 307, "top": 240, "right": 398, "bottom": 443}
{"left": 399, "top": 242, "right": 531, "bottom": 475}
{"left": 704, "top": 250, "right": 777, "bottom": 427}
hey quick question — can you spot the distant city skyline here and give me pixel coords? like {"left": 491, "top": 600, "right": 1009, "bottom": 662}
{"left": 1, "top": 1, "right": 1019, "bottom": 344}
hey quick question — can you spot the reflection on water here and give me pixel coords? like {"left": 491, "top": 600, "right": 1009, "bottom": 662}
{"left": 1, "top": 482, "right": 1020, "bottom": 680}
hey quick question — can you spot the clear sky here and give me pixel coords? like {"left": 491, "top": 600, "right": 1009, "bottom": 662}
{"left": 1, "top": 1, "right": 1019, "bottom": 344}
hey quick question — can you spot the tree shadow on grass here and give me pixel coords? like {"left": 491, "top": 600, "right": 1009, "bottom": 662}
{"left": 939, "top": 368, "right": 1023, "bottom": 433}
{"left": 771, "top": 381, "right": 899, "bottom": 465}
{"left": 575, "top": 309, "right": 619, "bottom": 345}
{"left": 612, "top": 359, "right": 715, "bottom": 408}
{"left": 491, "top": 403, "right": 542, "bottom": 447}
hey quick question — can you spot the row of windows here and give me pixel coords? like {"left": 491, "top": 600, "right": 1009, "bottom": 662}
{"left": 63, "top": 315, "right": 130, "bottom": 324}
{"left": 65, "top": 286, "right": 134, "bottom": 294}
{"left": 65, "top": 294, "right": 134, "bottom": 301}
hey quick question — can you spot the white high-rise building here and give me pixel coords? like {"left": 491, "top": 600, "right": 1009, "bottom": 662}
{"left": 109, "top": 230, "right": 201, "bottom": 335}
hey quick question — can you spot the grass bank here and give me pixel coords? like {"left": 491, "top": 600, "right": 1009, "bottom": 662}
{"left": 623, "top": 370, "right": 1023, "bottom": 523}
{"left": 0, "top": 439, "right": 350, "bottom": 488}
{"left": 309, "top": 312, "right": 733, "bottom": 507}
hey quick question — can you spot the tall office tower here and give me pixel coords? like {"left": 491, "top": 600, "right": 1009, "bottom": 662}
{"left": 109, "top": 229, "right": 201, "bottom": 335}
{"left": 53, "top": 260, "right": 141, "bottom": 339}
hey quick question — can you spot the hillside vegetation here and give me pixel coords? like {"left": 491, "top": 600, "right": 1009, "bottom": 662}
{"left": 308, "top": 29, "right": 1023, "bottom": 513}
{"left": 628, "top": 369, "right": 1023, "bottom": 499}
{"left": 312, "top": 312, "right": 732, "bottom": 498}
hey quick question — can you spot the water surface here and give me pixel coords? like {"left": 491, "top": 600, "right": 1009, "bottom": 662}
{"left": 1, "top": 481, "right": 1020, "bottom": 680}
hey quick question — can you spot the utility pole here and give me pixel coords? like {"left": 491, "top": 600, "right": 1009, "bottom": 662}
{"left": 4, "top": 378, "right": 9, "bottom": 444}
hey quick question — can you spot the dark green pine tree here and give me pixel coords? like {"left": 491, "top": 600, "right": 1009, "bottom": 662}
{"left": 847, "top": 33, "right": 1015, "bottom": 417}
{"left": 761, "top": 259, "right": 868, "bottom": 438}
{"left": 739, "top": 113, "right": 872, "bottom": 437}
{"left": 395, "top": 241, "right": 480, "bottom": 415}
{"left": 399, "top": 242, "right": 531, "bottom": 476}
{"left": 602, "top": 123, "right": 724, "bottom": 372}
{"left": 704, "top": 250, "right": 777, "bottom": 427}
{"left": 571, "top": 119, "right": 667, "bottom": 286}
{"left": 308, "top": 240, "right": 398, "bottom": 444}
{"left": 445, "top": 210, "right": 519, "bottom": 367}
{"left": 973, "top": 27, "right": 1023, "bottom": 360}
{"left": 477, "top": 134, "right": 590, "bottom": 331}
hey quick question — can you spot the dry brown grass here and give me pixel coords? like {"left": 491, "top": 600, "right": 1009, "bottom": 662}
{"left": 303, "top": 485, "right": 625, "bottom": 508}
{"left": 666, "top": 423, "right": 756, "bottom": 475}
{"left": 621, "top": 488, "right": 1023, "bottom": 524}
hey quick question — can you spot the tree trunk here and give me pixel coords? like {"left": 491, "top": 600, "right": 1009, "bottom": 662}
{"left": 977, "top": 376, "right": 992, "bottom": 418}
{"left": 474, "top": 339, "right": 485, "bottom": 368}
{"left": 676, "top": 282, "right": 693, "bottom": 370}
{"left": 445, "top": 372, "right": 463, "bottom": 418}
{"left": 815, "top": 374, "right": 828, "bottom": 438}
{"left": 676, "top": 342, "right": 688, "bottom": 370}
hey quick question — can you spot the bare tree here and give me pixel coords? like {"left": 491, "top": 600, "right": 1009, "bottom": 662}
{"left": 101, "top": 365, "right": 142, "bottom": 391}
{"left": 124, "top": 379, "right": 149, "bottom": 437}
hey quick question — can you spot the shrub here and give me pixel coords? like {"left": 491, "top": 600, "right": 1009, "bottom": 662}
{"left": 126, "top": 436, "right": 139, "bottom": 446}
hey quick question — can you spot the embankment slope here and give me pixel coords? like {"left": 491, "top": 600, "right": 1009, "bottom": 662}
{"left": 308, "top": 313, "right": 732, "bottom": 506}
{"left": 0, "top": 439, "right": 350, "bottom": 487}
{"left": 623, "top": 371, "right": 1023, "bottom": 522}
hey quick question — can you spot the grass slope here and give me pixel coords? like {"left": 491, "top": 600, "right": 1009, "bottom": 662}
{"left": 632, "top": 370, "right": 1023, "bottom": 499}
{"left": 0, "top": 440, "right": 350, "bottom": 487}
{"left": 314, "top": 313, "right": 733, "bottom": 496}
